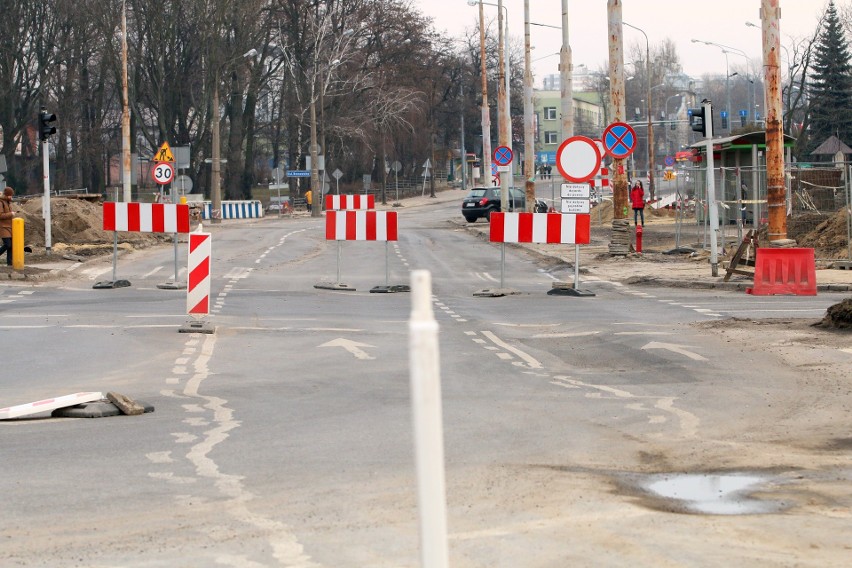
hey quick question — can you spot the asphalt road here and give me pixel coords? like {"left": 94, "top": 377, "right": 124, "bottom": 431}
{"left": 1, "top": 198, "right": 850, "bottom": 567}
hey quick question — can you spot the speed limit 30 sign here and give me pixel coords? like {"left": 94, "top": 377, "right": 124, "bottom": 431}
{"left": 152, "top": 162, "right": 175, "bottom": 185}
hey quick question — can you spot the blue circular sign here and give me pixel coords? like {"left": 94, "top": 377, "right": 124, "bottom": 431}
{"left": 493, "top": 145, "right": 513, "bottom": 167}
{"left": 602, "top": 122, "right": 638, "bottom": 159}
{"left": 664, "top": 156, "right": 675, "bottom": 167}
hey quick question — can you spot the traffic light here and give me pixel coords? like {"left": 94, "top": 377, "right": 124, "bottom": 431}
{"left": 689, "top": 107, "right": 706, "bottom": 137}
{"left": 689, "top": 101, "right": 713, "bottom": 139}
{"left": 720, "top": 110, "right": 728, "bottom": 130}
{"left": 39, "top": 108, "right": 57, "bottom": 141}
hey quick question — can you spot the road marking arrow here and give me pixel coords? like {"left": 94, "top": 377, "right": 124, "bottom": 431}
{"left": 319, "top": 338, "right": 376, "bottom": 360}
{"left": 641, "top": 342, "right": 708, "bottom": 361}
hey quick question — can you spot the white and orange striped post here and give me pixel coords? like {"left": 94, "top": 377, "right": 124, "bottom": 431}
{"left": 180, "top": 226, "right": 213, "bottom": 333}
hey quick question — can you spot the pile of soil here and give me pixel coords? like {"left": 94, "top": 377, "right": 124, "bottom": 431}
{"left": 13, "top": 197, "right": 168, "bottom": 256}
{"left": 789, "top": 209, "right": 850, "bottom": 259}
{"left": 814, "top": 298, "right": 852, "bottom": 329}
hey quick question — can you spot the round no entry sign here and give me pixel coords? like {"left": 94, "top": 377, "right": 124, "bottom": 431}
{"left": 555, "top": 136, "right": 602, "bottom": 183}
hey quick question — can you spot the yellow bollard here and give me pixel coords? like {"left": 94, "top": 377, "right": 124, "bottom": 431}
{"left": 179, "top": 195, "right": 187, "bottom": 204}
{"left": 12, "top": 217, "right": 24, "bottom": 270}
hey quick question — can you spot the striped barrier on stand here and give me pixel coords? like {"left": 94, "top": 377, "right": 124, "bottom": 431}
{"left": 319, "top": 211, "right": 401, "bottom": 292}
{"left": 187, "top": 232, "right": 212, "bottom": 315}
{"left": 326, "top": 210, "right": 398, "bottom": 241}
{"left": 325, "top": 194, "right": 375, "bottom": 210}
{"left": 489, "top": 212, "right": 590, "bottom": 244}
{"left": 201, "top": 200, "right": 264, "bottom": 220}
{"left": 589, "top": 167, "right": 610, "bottom": 191}
{"left": 103, "top": 202, "right": 190, "bottom": 233}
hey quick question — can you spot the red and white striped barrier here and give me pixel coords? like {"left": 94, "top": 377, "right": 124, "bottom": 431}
{"left": 0, "top": 392, "right": 104, "bottom": 420}
{"left": 489, "top": 212, "right": 590, "bottom": 245}
{"left": 187, "top": 232, "right": 211, "bottom": 315}
{"left": 326, "top": 210, "right": 398, "bottom": 241}
{"left": 589, "top": 167, "right": 610, "bottom": 190}
{"left": 325, "top": 194, "right": 375, "bottom": 210}
{"left": 103, "top": 202, "right": 191, "bottom": 233}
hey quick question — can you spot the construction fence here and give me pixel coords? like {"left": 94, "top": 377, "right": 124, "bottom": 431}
{"left": 654, "top": 164, "right": 852, "bottom": 262}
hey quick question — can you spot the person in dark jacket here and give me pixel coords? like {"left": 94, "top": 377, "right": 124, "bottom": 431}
{"left": 0, "top": 187, "right": 16, "bottom": 265}
{"left": 630, "top": 180, "right": 645, "bottom": 226}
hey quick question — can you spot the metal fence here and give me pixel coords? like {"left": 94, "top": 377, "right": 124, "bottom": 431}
{"left": 667, "top": 164, "right": 851, "bottom": 261}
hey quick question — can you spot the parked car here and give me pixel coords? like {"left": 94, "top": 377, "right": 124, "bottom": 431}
{"left": 461, "top": 186, "right": 547, "bottom": 222}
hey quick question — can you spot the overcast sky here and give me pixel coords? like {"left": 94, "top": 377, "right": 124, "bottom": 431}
{"left": 413, "top": 0, "right": 830, "bottom": 82}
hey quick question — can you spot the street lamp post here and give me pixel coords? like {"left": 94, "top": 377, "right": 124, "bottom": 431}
{"left": 624, "top": 21, "right": 655, "bottom": 198}
{"left": 664, "top": 93, "right": 682, "bottom": 154}
{"left": 473, "top": 1, "right": 491, "bottom": 187}
{"left": 693, "top": 39, "right": 756, "bottom": 129}
{"left": 470, "top": 1, "right": 512, "bottom": 191}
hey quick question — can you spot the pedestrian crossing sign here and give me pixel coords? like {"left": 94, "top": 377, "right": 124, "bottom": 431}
{"left": 155, "top": 141, "right": 175, "bottom": 163}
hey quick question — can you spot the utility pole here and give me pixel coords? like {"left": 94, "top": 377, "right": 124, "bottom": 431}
{"left": 497, "top": 0, "right": 509, "bottom": 212}
{"left": 523, "top": 0, "right": 535, "bottom": 210}
{"left": 121, "top": 0, "right": 131, "bottom": 203}
{"left": 560, "top": 0, "right": 573, "bottom": 139}
{"left": 607, "top": 1, "right": 630, "bottom": 255}
{"left": 761, "top": 0, "right": 787, "bottom": 242}
{"left": 460, "top": 84, "right": 467, "bottom": 193}
{"left": 477, "top": 1, "right": 491, "bottom": 188}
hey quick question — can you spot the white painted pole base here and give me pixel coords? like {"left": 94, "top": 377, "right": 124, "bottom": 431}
{"left": 409, "top": 270, "right": 449, "bottom": 568}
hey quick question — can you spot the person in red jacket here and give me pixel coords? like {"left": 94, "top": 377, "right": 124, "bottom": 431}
{"left": 630, "top": 180, "right": 645, "bottom": 226}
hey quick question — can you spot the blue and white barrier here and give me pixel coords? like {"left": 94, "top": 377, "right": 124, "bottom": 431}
{"left": 201, "top": 200, "right": 264, "bottom": 220}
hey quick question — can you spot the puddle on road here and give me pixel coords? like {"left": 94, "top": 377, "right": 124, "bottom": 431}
{"left": 633, "top": 472, "right": 789, "bottom": 515}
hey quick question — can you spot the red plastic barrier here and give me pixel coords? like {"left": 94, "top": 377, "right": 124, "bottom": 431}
{"left": 747, "top": 248, "right": 817, "bottom": 296}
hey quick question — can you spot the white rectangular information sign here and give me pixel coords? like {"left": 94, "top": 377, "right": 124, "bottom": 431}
{"left": 561, "top": 183, "right": 590, "bottom": 199}
{"left": 561, "top": 198, "right": 591, "bottom": 214}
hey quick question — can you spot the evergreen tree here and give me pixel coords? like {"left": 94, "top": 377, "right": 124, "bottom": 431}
{"left": 807, "top": 0, "right": 852, "bottom": 155}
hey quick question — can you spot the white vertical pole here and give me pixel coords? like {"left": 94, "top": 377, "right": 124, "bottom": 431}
{"left": 42, "top": 141, "right": 52, "bottom": 253}
{"left": 704, "top": 101, "right": 719, "bottom": 276}
{"left": 336, "top": 241, "right": 342, "bottom": 284}
{"left": 409, "top": 270, "right": 449, "bottom": 568}
{"left": 500, "top": 242, "right": 506, "bottom": 289}
{"left": 573, "top": 244, "right": 580, "bottom": 290}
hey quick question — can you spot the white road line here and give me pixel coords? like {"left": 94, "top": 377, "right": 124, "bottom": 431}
{"left": 142, "top": 266, "right": 164, "bottom": 278}
{"left": 481, "top": 330, "right": 543, "bottom": 369}
{"left": 614, "top": 331, "right": 673, "bottom": 336}
{"left": 531, "top": 331, "right": 601, "bottom": 338}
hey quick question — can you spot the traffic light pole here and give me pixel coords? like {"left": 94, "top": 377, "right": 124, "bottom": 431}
{"left": 689, "top": 100, "right": 719, "bottom": 275}
{"left": 42, "top": 140, "right": 52, "bottom": 254}
{"left": 702, "top": 100, "right": 719, "bottom": 276}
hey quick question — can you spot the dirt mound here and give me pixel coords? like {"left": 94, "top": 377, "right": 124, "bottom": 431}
{"left": 14, "top": 197, "right": 167, "bottom": 251}
{"left": 790, "top": 209, "right": 850, "bottom": 259}
{"left": 814, "top": 298, "right": 852, "bottom": 330}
